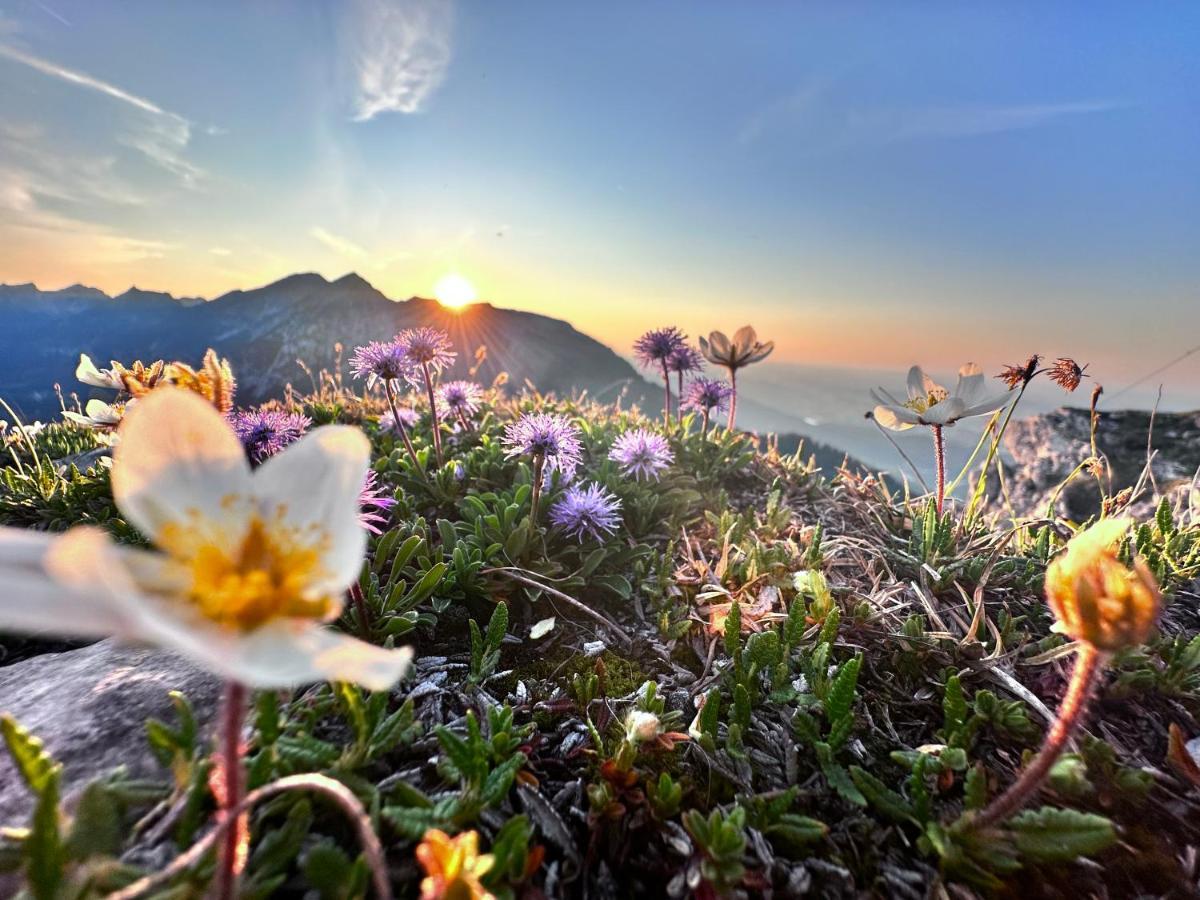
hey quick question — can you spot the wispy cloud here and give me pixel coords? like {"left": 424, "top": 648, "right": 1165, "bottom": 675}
{"left": 0, "top": 42, "right": 202, "bottom": 185}
{"left": 310, "top": 226, "right": 368, "bottom": 258}
{"left": 741, "top": 88, "right": 1125, "bottom": 151}
{"left": 347, "top": 0, "right": 453, "bottom": 121}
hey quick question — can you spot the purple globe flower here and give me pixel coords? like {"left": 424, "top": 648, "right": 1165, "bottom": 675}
{"left": 358, "top": 469, "right": 397, "bottom": 534}
{"left": 609, "top": 428, "right": 674, "bottom": 481}
{"left": 633, "top": 327, "right": 688, "bottom": 369}
{"left": 683, "top": 377, "right": 734, "bottom": 413}
{"left": 350, "top": 340, "right": 411, "bottom": 386}
{"left": 549, "top": 482, "right": 622, "bottom": 543}
{"left": 666, "top": 344, "right": 704, "bottom": 375}
{"left": 379, "top": 407, "right": 420, "bottom": 433}
{"left": 502, "top": 412, "right": 583, "bottom": 479}
{"left": 397, "top": 326, "right": 456, "bottom": 375}
{"left": 228, "top": 407, "right": 311, "bottom": 464}
{"left": 436, "top": 380, "right": 484, "bottom": 416}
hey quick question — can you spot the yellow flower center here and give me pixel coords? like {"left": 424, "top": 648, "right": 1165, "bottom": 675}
{"left": 904, "top": 388, "right": 947, "bottom": 415}
{"left": 162, "top": 512, "right": 335, "bottom": 630}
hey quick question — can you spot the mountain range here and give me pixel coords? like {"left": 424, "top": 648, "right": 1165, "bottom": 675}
{"left": 0, "top": 273, "right": 651, "bottom": 416}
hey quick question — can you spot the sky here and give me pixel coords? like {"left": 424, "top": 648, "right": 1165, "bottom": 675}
{"left": 1, "top": 1, "right": 1198, "bottom": 389}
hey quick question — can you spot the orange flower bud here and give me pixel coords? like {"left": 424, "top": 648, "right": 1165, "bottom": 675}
{"left": 416, "top": 829, "right": 495, "bottom": 900}
{"left": 1044, "top": 518, "right": 1160, "bottom": 651}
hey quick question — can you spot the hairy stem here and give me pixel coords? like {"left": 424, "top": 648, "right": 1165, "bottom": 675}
{"left": 727, "top": 367, "right": 738, "bottom": 432}
{"left": 422, "top": 361, "right": 443, "bottom": 466}
{"left": 530, "top": 453, "right": 545, "bottom": 522}
{"left": 676, "top": 370, "right": 684, "bottom": 424}
{"left": 383, "top": 378, "right": 423, "bottom": 475}
{"left": 662, "top": 362, "right": 671, "bottom": 426}
{"left": 214, "top": 681, "right": 247, "bottom": 900}
{"left": 932, "top": 424, "right": 946, "bottom": 515}
{"left": 972, "top": 644, "right": 1106, "bottom": 830}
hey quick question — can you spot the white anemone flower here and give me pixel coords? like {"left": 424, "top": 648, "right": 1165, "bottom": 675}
{"left": 871, "top": 363, "right": 1011, "bottom": 431}
{"left": 76, "top": 353, "right": 127, "bottom": 391}
{"left": 63, "top": 398, "right": 129, "bottom": 430}
{"left": 0, "top": 388, "right": 412, "bottom": 690}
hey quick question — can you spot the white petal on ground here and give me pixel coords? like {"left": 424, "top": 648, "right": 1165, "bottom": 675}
{"left": 252, "top": 425, "right": 371, "bottom": 595}
{"left": 112, "top": 389, "right": 252, "bottom": 550}
{"left": 531, "top": 616, "right": 556, "bottom": 639}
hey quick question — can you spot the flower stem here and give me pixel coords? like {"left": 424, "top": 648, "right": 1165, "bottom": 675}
{"left": 972, "top": 644, "right": 1107, "bottom": 830}
{"left": 932, "top": 424, "right": 946, "bottom": 515}
{"left": 383, "top": 379, "right": 423, "bottom": 474}
{"left": 701, "top": 408, "right": 710, "bottom": 436}
{"left": 963, "top": 384, "right": 1026, "bottom": 524}
{"left": 349, "top": 581, "right": 371, "bottom": 639}
{"left": 530, "top": 453, "right": 545, "bottom": 522}
{"left": 661, "top": 362, "right": 671, "bottom": 426}
{"left": 676, "top": 370, "right": 684, "bottom": 425}
{"left": 421, "top": 362, "right": 443, "bottom": 466}
{"left": 215, "top": 680, "right": 247, "bottom": 900}
{"left": 456, "top": 409, "right": 471, "bottom": 433}
{"left": 727, "top": 367, "right": 738, "bottom": 432}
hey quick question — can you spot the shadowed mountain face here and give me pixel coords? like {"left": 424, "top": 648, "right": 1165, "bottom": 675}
{"left": 0, "top": 273, "right": 654, "bottom": 419}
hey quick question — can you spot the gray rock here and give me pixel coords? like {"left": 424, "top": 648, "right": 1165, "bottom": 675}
{"left": 0, "top": 639, "right": 221, "bottom": 823}
{"left": 1004, "top": 407, "right": 1200, "bottom": 520}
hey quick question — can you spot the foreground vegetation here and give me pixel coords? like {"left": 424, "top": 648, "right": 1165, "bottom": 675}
{"left": 1, "top": 343, "right": 1198, "bottom": 899}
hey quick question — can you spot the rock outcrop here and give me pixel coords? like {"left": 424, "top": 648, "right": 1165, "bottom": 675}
{"left": 0, "top": 639, "right": 220, "bottom": 822}
{"left": 1004, "top": 407, "right": 1200, "bottom": 520}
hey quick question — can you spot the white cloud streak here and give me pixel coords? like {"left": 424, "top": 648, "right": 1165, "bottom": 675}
{"left": 0, "top": 42, "right": 202, "bottom": 185}
{"left": 347, "top": 0, "right": 453, "bottom": 121}
{"left": 310, "top": 226, "right": 368, "bottom": 258}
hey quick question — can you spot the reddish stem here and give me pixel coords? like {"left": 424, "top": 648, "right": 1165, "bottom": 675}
{"left": 727, "top": 367, "right": 738, "bottom": 432}
{"left": 214, "top": 681, "right": 247, "bottom": 900}
{"left": 383, "top": 379, "right": 423, "bottom": 475}
{"left": 973, "top": 644, "right": 1106, "bottom": 829}
{"left": 661, "top": 362, "right": 671, "bottom": 426}
{"left": 932, "top": 424, "right": 946, "bottom": 515}
{"left": 349, "top": 581, "right": 371, "bottom": 639}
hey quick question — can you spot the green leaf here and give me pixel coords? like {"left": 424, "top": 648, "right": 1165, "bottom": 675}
{"left": 65, "top": 782, "right": 122, "bottom": 860}
{"left": 1008, "top": 807, "right": 1116, "bottom": 862}
{"left": 1, "top": 715, "right": 58, "bottom": 795}
{"left": 27, "top": 770, "right": 64, "bottom": 900}
{"left": 849, "top": 765, "right": 916, "bottom": 823}
{"left": 825, "top": 654, "right": 862, "bottom": 727}
{"left": 963, "top": 763, "right": 987, "bottom": 811}
{"left": 486, "top": 601, "right": 509, "bottom": 652}
{"left": 943, "top": 674, "right": 967, "bottom": 737}
{"left": 817, "top": 743, "right": 864, "bottom": 806}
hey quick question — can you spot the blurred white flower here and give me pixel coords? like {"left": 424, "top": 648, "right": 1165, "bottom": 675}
{"left": 63, "top": 398, "right": 129, "bottom": 430}
{"left": 624, "top": 710, "right": 661, "bottom": 743}
{"left": 871, "top": 363, "right": 1011, "bottom": 431}
{"left": 0, "top": 389, "right": 412, "bottom": 690}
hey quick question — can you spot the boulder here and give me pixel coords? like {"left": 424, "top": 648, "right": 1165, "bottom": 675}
{"left": 0, "top": 639, "right": 221, "bottom": 823}
{"left": 1004, "top": 407, "right": 1200, "bottom": 520}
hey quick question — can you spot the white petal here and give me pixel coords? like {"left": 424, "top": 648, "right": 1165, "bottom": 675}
{"left": 530, "top": 616, "right": 556, "bottom": 639}
{"left": 0, "top": 527, "right": 132, "bottom": 638}
{"left": 920, "top": 397, "right": 967, "bottom": 424}
{"left": 953, "top": 363, "right": 987, "bottom": 405}
{"left": 111, "top": 388, "right": 252, "bottom": 549}
{"left": 130, "top": 608, "right": 413, "bottom": 689}
{"left": 76, "top": 354, "right": 119, "bottom": 390}
{"left": 906, "top": 366, "right": 926, "bottom": 401}
{"left": 252, "top": 425, "right": 371, "bottom": 595}
{"left": 872, "top": 405, "right": 917, "bottom": 431}
{"left": 961, "top": 391, "right": 1013, "bottom": 419}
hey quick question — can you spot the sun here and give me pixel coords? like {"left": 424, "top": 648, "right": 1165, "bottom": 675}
{"left": 433, "top": 273, "right": 477, "bottom": 309}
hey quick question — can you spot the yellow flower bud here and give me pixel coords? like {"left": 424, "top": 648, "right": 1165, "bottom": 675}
{"left": 1044, "top": 518, "right": 1160, "bottom": 651}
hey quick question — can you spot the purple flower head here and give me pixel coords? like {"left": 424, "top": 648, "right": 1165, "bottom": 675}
{"left": 683, "top": 377, "right": 734, "bottom": 414}
{"left": 436, "top": 380, "right": 484, "bottom": 416}
{"left": 549, "top": 482, "right": 622, "bottom": 543}
{"left": 358, "top": 469, "right": 397, "bottom": 534}
{"left": 633, "top": 327, "right": 688, "bottom": 370}
{"left": 609, "top": 428, "right": 674, "bottom": 481}
{"left": 350, "top": 340, "right": 412, "bottom": 385}
{"left": 228, "top": 407, "right": 311, "bottom": 464}
{"left": 379, "top": 407, "right": 420, "bottom": 433}
{"left": 397, "top": 327, "right": 456, "bottom": 374}
{"left": 666, "top": 344, "right": 704, "bottom": 375}
{"left": 502, "top": 412, "right": 583, "bottom": 479}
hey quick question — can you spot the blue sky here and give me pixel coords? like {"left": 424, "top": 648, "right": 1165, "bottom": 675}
{"left": 1, "top": 1, "right": 1198, "bottom": 384}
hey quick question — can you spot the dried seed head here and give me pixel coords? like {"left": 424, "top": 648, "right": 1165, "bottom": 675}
{"left": 1044, "top": 518, "right": 1160, "bottom": 651}
{"left": 996, "top": 354, "right": 1041, "bottom": 389}
{"left": 1049, "top": 357, "right": 1086, "bottom": 392}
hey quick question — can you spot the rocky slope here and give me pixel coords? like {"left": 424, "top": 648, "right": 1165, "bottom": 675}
{"left": 1004, "top": 407, "right": 1200, "bottom": 519}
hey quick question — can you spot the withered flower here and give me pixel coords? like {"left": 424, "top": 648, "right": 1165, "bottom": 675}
{"left": 1048, "top": 357, "right": 1087, "bottom": 392}
{"left": 996, "top": 354, "right": 1041, "bottom": 389}
{"left": 166, "top": 348, "right": 237, "bottom": 414}
{"left": 1044, "top": 517, "right": 1160, "bottom": 651}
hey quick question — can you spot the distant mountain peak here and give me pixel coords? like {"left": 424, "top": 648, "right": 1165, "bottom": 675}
{"left": 332, "top": 272, "right": 374, "bottom": 290}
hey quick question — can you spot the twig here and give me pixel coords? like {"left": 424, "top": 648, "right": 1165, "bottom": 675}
{"left": 483, "top": 566, "right": 633, "bottom": 646}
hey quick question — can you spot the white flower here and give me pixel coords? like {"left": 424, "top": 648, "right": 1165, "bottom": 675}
{"left": 76, "top": 353, "right": 127, "bottom": 391}
{"left": 63, "top": 398, "right": 129, "bottom": 430}
{"left": 624, "top": 710, "right": 661, "bottom": 743}
{"left": 0, "top": 388, "right": 412, "bottom": 690}
{"left": 871, "top": 363, "right": 1011, "bottom": 431}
